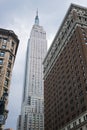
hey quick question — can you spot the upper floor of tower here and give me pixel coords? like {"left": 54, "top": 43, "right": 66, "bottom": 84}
{"left": 35, "top": 9, "right": 39, "bottom": 25}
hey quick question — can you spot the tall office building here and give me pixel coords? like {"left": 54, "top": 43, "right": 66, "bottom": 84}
{"left": 43, "top": 4, "right": 87, "bottom": 130}
{"left": 0, "top": 28, "right": 19, "bottom": 128}
{"left": 18, "top": 11, "right": 47, "bottom": 130}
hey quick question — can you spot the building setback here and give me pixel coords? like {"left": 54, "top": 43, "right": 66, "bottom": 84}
{"left": 18, "top": 11, "right": 47, "bottom": 130}
{"left": 0, "top": 28, "right": 19, "bottom": 128}
{"left": 43, "top": 4, "right": 87, "bottom": 130}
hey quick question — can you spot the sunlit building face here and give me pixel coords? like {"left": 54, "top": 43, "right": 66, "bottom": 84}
{"left": 18, "top": 11, "right": 47, "bottom": 130}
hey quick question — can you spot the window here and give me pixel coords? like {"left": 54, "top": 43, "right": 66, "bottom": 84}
{"left": 76, "top": 102, "right": 79, "bottom": 108}
{"left": 80, "top": 98, "right": 84, "bottom": 104}
{"left": 0, "top": 59, "right": 3, "bottom": 65}
{"left": 28, "top": 96, "right": 31, "bottom": 105}
{"left": 4, "top": 78, "right": 9, "bottom": 86}
{"left": 69, "top": 92, "right": 72, "bottom": 97}
{"left": 67, "top": 117, "right": 70, "bottom": 123}
{"left": 3, "top": 38, "right": 7, "bottom": 43}
{"left": 70, "top": 99, "right": 73, "bottom": 104}
{"left": 79, "top": 90, "right": 83, "bottom": 96}
{"left": 73, "top": 121, "right": 76, "bottom": 127}
{"left": 78, "top": 83, "right": 81, "bottom": 89}
{"left": 61, "top": 114, "right": 64, "bottom": 118}
{"left": 83, "top": 72, "right": 86, "bottom": 77}
{"left": 72, "top": 114, "right": 76, "bottom": 119}
{"left": 2, "top": 45, "right": 6, "bottom": 49}
{"left": 66, "top": 111, "right": 69, "bottom": 115}
{"left": 8, "top": 62, "right": 11, "bottom": 68}
{"left": 79, "top": 118, "right": 81, "bottom": 123}
{"left": 83, "top": 115, "right": 87, "bottom": 121}
{"left": 0, "top": 51, "right": 5, "bottom": 57}
{"left": 77, "top": 77, "right": 80, "bottom": 82}
{"left": 12, "top": 41, "right": 14, "bottom": 47}
{"left": 68, "top": 86, "right": 71, "bottom": 91}
{"left": 64, "top": 97, "right": 67, "bottom": 102}
{"left": 65, "top": 103, "right": 68, "bottom": 109}
{"left": 82, "top": 106, "right": 86, "bottom": 112}
{"left": 64, "top": 91, "right": 67, "bottom": 96}
{"left": 9, "top": 55, "right": 12, "bottom": 61}
{"left": 6, "top": 70, "right": 10, "bottom": 77}
{"left": 0, "top": 67, "right": 2, "bottom": 73}
{"left": 71, "top": 106, "right": 74, "bottom": 111}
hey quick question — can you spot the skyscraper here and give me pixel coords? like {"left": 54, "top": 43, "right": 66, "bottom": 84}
{"left": 18, "top": 11, "right": 47, "bottom": 130}
{"left": 43, "top": 4, "right": 87, "bottom": 130}
{"left": 0, "top": 28, "right": 19, "bottom": 129}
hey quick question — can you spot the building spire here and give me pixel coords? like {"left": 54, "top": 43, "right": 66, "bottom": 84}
{"left": 35, "top": 9, "right": 39, "bottom": 25}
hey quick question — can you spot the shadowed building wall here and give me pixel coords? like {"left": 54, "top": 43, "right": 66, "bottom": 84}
{"left": 43, "top": 4, "right": 87, "bottom": 130}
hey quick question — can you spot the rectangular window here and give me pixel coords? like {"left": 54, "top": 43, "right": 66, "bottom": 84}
{"left": 0, "top": 51, "right": 5, "bottom": 57}
{"left": 73, "top": 121, "right": 76, "bottom": 127}
{"left": 80, "top": 98, "right": 84, "bottom": 104}
{"left": 79, "top": 90, "right": 83, "bottom": 96}
{"left": 79, "top": 16, "right": 81, "bottom": 20}
{"left": 82, "top": 106, "right": 86, "bottom": 112}
{"left": 12, "top": 41, "right": 14, "bottom": 47}
{"left": 3, "top": 38, "right": 7, "bottom": 43}
{"left": 71, "top": 106, "right": 74, "bottom": 111}
{"left": 0, "top": 59, "right": 3, "bottom": 65}
{"left": 6, "top": 70, "right": 10, "bottom": 77}
{"left": 2, "top": 45, "right": 6, "bottom": 49}
{"left": 4, "top": 78, "right": 9, "bottom": 86}
{"left": 8, "top": 62, "right": 11, "bottom": 68}
{"left": 79, "top": 118, "right": 81, "bottom": 123}
{"left": 0, "top": 67, "right": 2, "bottom": 73}
{"left": 83, "top": 116, "right": 87, "bottom": 121}
{"left": 28, "top": 96, "right": 31, "bottom": 105}
{"left": 9, "top": 55, "right": 12, "bottom": 61}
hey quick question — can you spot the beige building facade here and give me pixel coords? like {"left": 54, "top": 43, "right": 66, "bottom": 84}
{"left": 0, "top": 28, "right": 19, "bottom": 98}
{"left": 0, "top": 28, "right": 19, "bottom": 129}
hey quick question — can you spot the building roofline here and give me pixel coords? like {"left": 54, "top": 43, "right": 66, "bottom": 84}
{"left": 0, "top": 28, "right": 19, "bottom": 55}
{"left": 43, "top": 3, "right": 87, "bottom": 64}
{"left": 0, "top": 28, "right": 19, "bottom": 43}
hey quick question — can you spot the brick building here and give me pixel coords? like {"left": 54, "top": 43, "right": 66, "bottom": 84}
{"left": 43, "top": 4, "right": 87, "bottom": 130}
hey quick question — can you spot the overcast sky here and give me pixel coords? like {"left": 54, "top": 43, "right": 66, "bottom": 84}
{"left": 0, "top": 0, "right": 86, "bottom": 129}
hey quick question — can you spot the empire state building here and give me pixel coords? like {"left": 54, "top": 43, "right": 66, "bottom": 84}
{"left": 17, "top": 11, "right": 47, "bottom": 130}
